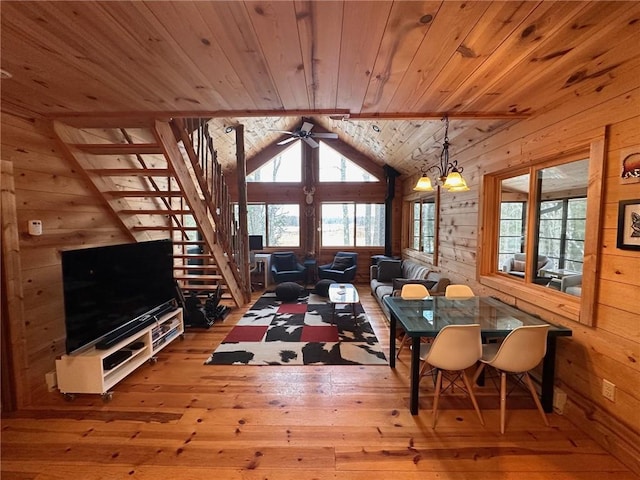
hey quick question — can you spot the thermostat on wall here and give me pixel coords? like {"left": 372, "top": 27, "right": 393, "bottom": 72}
{"left": 28, "top": 220, "right": 42, "bottom": 236}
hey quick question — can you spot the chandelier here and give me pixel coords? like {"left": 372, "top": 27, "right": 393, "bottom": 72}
{"left": 414, "top": 116, "right": 469, "bottom": 192}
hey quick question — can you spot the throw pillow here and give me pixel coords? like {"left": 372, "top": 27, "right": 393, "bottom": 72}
{"left": 331, "top": 256, "right": 353, "bottom": 271}
{"left": 274, "top": 254, "right": 296, "bottom": 271}
{"left": 376, "top": 260, "right": 402, "bottom": 282}
{"left": 512, "top": 260, "right": 526, "bottom": 272}
{"left": 392, "top": 278, "right": 437, "bottom": 292}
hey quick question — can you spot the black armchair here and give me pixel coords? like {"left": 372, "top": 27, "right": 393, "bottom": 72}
{"left": 270, "top": 251, "right": 307, "bottom": 284}
{"left": 318, "top": 252, "right": 358, "bottom": 283}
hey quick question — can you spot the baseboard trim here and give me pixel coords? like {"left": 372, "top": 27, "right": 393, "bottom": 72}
{"left": 563, "top": 387, "right": 640, "bottom": 475}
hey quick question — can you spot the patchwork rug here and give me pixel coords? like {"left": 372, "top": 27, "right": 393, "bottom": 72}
{"left": 205, "top": 290, "right": 387, "bottom": 366}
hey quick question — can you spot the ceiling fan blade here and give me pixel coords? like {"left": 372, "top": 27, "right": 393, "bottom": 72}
{"left": 270, "top": 130, "right": 294, "bottom": 134}
{"left": 312, "top": 133, "right": 338, "bottom": 139}
{"left": 303, "top": 136, "right": 319, "bottom": 148}
{"left": 300, "top": 121, "right": 314, "bottom": 134}
{"left": 277, "top": 137, "right": 298, "bottom": 146}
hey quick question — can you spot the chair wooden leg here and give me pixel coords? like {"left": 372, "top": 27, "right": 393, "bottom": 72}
{"left": 432, "top": 370, "right": 442, "bottom": 429}
{"left": 523, "top": 372, "right": 550, "bottom": 427}
{"left": 472, "top": 362, "right": 485, "bottom": 384}
{"left": 462, "top": 371, "right": 484, "bottom": 426}
{"left": 396, "top": 334, "right": 409, "bottom": 358}
{"left": 500, "top": 372, "right": 507, "bottom": 434}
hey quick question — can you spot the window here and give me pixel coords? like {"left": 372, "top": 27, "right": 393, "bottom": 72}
{"left": 318, "top": 142, "right": 379, "bottom": 182}
{"left": 321, "top": 202, "right": 384, "bottom": 246}
{"left": 247, "top": 142, "right": 302, "bottom": 182}
{"left": 497, "top": 201, "right": 527, "bottom": 271}
{"left": 494, "top": 160, "right": 589, "bottom": 292}
{"left": 235, "top": 203, "right": 300, "bottom": 247}
{"left": 537, "top": 198, "right": 586, "bottom": 272}
{"left": 412, "top": 198, "right": 436, "bottom": 253}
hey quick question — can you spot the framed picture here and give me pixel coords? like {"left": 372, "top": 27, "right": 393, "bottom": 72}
{"left": 617, "top": 199, "right": 640, "bottom": 250}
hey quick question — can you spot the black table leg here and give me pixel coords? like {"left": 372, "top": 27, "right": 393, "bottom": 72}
{"left": 410, "top": 336, "right": 421, "bottom": 414}
{"left": 541, "top": 336, "right": 557, "bottom": 413}
{"left": 389, "top": 311, "right": 396, "bottom": 368}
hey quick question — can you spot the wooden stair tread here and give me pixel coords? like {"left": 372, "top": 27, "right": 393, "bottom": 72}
{"left": 173, "top": 265, "right": 218, "bottom": 270}
{"left": 131, "top": 226, "right": 198, "bottom": 231}
{"left": 71, "top": 143, "right": 164, "bottom": 155}
{"left": 86, "top": 168, "right": 171, "bottom": 176}
{"left": 119, "top": 209, "right": 192, "bottom": 215}
{"left": 173, "top": 253, "right": 218, "bottom": 259}
{"left": 174, "top": 274, "right": 222, "bottom": 281}
{"left": 104, "top": 191, "right": 184, "bottom": 197}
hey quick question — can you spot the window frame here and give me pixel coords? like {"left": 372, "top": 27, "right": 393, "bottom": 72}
{"left": 404, "top": 189, "right": 440, "bottom": 266}
{"left": 479, "top": 138, "right": 605, "bottom": 326}
{"left": 236, "top": 202, "right": 301, "bottom": 248}
{"left": 319, "top": 201, "right": 386, "bottom": 248}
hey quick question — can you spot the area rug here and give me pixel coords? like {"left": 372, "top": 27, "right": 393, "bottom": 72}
{"left": 204, "top": 290, "right": 387, "bottom": 366}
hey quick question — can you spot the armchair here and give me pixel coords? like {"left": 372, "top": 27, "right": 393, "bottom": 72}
{"left": 560, "top": 274, "right": 582, "bottom": 296}
{"left": 318, "top": 252, "right": 358, "bottom": 283}
{"left": 502, "top": 253, "right": 552, "bottom": 283}
{"left": 270, "top": 252, "right": 306, "bottom": 284}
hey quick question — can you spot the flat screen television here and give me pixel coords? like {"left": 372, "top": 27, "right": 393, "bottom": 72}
{"left": 249, "top": 235, "right": 263, "bottom": 251}
{"left": 61, "top": 239, "right": 176, "bottom": 354}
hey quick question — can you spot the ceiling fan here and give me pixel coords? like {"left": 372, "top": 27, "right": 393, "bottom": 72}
{"left": 273, "top": 121, "right": 338, "bottom": 148}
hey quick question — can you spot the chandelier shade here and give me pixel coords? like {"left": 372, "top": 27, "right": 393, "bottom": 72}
{"left": 413, "top": 174, "right": 434, "bottom": 192}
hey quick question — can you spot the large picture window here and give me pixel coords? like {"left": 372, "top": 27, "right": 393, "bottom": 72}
{"left": 235, "top": 203, "right": 300, "bottom": 247}
{"left": 247, "top": 142, "right": 302, "bottom": 182}
{"left": 318, "top": 143, "right": 379, "bottom": 182}
{"left": 321, "top": 202, "right": 384, "bottom": 247}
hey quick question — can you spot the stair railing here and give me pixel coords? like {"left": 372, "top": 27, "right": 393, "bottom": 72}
{"left": 171, "top": 118, "right": 249, "bottom": 298}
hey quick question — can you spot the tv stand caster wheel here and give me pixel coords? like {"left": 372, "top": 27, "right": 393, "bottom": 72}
{"left": 149, "top": 357, "right": 158, "bottom": 364}
{"left": 63, "top": 393, "right": 76, "bottom": 402}
{"left": 102, "top": 392, "right": 113, "bottom": 402}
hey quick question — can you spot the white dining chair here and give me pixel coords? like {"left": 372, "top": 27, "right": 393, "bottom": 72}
{"left": 445, "top": 284, "right": 475, "bottom": 298}
{"left": 395, "top": 284, "right": 431, "bottom": 358}
{"left": 418, "top": 324, "right": 484, "bottom": 428}
{"left": 472, "top": 324, "right": 550, "bottom": 433}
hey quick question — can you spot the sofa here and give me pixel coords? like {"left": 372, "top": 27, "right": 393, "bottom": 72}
{"left": 370, "top": 259, "right": 450, "bottom": 321}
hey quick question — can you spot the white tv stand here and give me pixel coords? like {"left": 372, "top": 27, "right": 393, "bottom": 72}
{"left": 56, "top": 308, "right": 184, "bottom": 401}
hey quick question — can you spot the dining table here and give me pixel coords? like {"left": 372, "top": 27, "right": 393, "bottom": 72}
{"left": 384, "top": 295, "right": 572, "bottom": 415}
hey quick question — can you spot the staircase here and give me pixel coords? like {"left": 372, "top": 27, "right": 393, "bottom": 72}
{"left": 52, "top": 117, "right": 250, "bottom": 309}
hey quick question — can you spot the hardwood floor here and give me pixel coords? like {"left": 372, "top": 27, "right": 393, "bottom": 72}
{"left": 2, "top": 286, "right": 637, "bottom": 480}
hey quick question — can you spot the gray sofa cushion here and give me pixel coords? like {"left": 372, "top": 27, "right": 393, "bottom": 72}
{"left": 402, "top": 261, "right": 430, "bottom": 280}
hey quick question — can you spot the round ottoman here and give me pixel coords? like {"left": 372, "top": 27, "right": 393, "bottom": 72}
{"left": 314, "top": 279, "right": 336, "bottom": 297}
{"left": 275, "top": 282, "right": 304, "bottom": 302}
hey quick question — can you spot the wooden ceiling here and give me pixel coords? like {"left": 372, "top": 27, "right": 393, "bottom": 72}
{"left": 2, "top": 1, "right": 639, "bottom": 175}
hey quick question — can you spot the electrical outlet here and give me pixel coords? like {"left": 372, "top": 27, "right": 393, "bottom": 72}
{"left": 602, "top": 379, "right": 616, "bottom": 402}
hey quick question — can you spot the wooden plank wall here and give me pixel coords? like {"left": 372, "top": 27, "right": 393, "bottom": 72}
{"left": 400, "top": 79, "right": 640, "bottom": 469}
{"left": 0, "top": 113, "right": 130, "bottom": 407}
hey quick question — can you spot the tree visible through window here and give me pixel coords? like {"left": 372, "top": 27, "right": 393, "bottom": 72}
{"left": 234, "top": 203, "right": 300, "bottom": 247}
{"left": 321, "top": 203, "right": 384, "bottom": 246}
{"left": 247, "top": 142, "right": 302, "bottom": 182}
{"left": 412, "top": 199, "right": 435, "bottom": 253}
{"left": 318, "top": 142, "right": 379, "bottom": 182}
{"left": 538, "top": 198, "right": 586, "bottom": 272}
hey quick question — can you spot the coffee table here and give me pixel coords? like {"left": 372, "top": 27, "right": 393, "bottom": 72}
{"left": 328, "top": 283, "right": 359, "bottom": 324}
